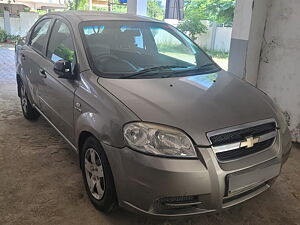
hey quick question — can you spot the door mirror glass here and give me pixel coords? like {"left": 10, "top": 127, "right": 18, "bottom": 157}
{"left": 53, "top": 60, "right": 73, "bottom": 79}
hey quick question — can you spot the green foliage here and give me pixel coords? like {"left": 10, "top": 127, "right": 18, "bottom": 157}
{"left": 204, "top": 0, "right": 235, "bottom": 25}
{"left": 0, "top": 29, "right": 7, "bottom": 43}
{"left": 37, "top": 10, "right": 48, "bottom": 15}
{"left": 77, "top": 0, "right": 89, "bottom": 10}
{"left": 178, "top": 0, "right": 235, "bottom": 39}
{"left": 110, "top": 0, "right": 127, "bottom": 13}
{"left": 68, "top": 0, "right": 164, "bottom": 20}
{"left": 177, "top": 14, "right": 208, "bottom": 40}
{"left": 0, "top": 29, "right": 20, "bottom": 43}
{"left": 7, "top": 34, "right": 20, "bottom": 42}
{"left": 147, "top": 0, "right": 164, "bottom": 20}
{"left": 68, "top": 0, "right": 88, "bottom": 10}
{"left": 54, "top": 44, "right": 75, "bottom": 62}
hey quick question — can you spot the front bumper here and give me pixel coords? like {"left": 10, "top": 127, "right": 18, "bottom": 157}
{"left": 104, "top": 128, "right": 291, "bottom": 217}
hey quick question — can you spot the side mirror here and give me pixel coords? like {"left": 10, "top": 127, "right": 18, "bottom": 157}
{"left": 54, "top": 60, "right": 74, "bottom": 79}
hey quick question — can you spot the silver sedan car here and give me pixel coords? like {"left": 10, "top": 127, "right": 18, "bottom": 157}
{"left": 15, "top": 11, "right": 292, "bottom": 217}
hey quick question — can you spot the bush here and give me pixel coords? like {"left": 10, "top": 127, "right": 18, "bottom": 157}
{"left": 0, "top": 29, "right": 20, "bottom": 43}
{"left": 6, "top": 34, "right": 21, "bottom": 43}
{"left": 0, "top": 29, "right": 7, "bottom": 43}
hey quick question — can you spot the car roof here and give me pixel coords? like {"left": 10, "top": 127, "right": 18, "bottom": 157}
{"left": 47, "top": 10, "right": 163, "bottom": 23}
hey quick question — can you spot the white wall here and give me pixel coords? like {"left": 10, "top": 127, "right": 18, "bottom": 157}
{"left": 127, "top": 0, "right": 147, "bottom": 15}
{"left": 19, "top": 12, "right": 39, "bottom": 36}
{"left": 0, "top": 12, "right": 39, "bottom": 36}
{"left": 257, "top": 0, "right": 300, "bottom": 142}
{"left": 194, "top": 21, "right": 212, "bottom": 49}
{"left": 195, "top": 22, "right": 232, "bottom": 52}
{"left": 9, "top": 17, "right": 20, "bottom": 35}
{"left": 231, "top": 0, "right": 253, "bottom": 41}
{"left": 0, "top": 17, "right": 4, "bottom": 30}
{"left": 214, "top": 27, "right": 232, "bottom": 52}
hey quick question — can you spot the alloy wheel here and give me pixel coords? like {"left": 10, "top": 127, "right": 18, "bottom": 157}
{"left": 84, "top": 148, "right": 105, "bottom": 200}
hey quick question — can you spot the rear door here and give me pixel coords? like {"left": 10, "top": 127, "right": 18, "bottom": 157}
{"left": 21, "top": 18, "right": 53, "bottom": 107}
{"left": 38, "top": 18, "right": 78, "bottom": 143}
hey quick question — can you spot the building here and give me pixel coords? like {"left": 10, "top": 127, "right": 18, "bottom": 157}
{"left": 0, "top": 0, "right": 66, "bottom": 16}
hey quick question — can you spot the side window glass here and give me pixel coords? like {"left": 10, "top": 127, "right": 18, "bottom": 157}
{"left": 29, "top": 19, "right": 51, "bottom": 53}
{"left": 47, "top": 20, "right": 76, "bottom": 65}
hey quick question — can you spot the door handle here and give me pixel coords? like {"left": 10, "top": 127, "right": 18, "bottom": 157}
{"left": 39, "top": 69, "right": 47, "bottom": 78}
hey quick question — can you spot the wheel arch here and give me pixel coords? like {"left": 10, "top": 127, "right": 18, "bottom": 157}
{"left": 77, "top": 129, "right": 114, "bottom": 169}
{"left": 78, "top": 130, "right": 95, "bottom": 169}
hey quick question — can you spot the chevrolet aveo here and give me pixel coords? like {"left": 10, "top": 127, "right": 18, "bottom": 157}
{"left": 15, "top": 11, "right": 292, "bottom": 217}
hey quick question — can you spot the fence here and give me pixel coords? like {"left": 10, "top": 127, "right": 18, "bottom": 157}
{"left": 0, "top": 14, "right": 232, "bottom": 53}
{"left": 0, "top": 12, "right": 39, "bottom": 37}
{"left": 194, "top": 21, "right": 232, "bottom": 52}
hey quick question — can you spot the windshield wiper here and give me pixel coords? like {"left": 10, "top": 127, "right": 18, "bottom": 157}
{"left": 168, "top": 63, "right": 220, "bottom": 76}
{"left": 121, "top": 65, "right": 188, "bottom": 79}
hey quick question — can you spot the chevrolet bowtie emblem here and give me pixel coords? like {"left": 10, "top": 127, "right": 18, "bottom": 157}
{"left": 240, "top": 136, "right": 260, "bottom": 148}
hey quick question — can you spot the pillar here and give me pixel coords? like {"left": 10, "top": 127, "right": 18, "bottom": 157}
{"left": 127, "top": 0, "right": 148, "bottom": 16}
{"left": 228, "top": 0, "right": 271, "bottom": 85}
{"left": 3, "top": 11, "right": 11, "bottom": 35}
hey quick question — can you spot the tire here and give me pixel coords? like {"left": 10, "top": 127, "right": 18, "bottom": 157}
{"left": 81, "top": 136, "right": 118, "bottom": 213}
{"left": 19, "top": 81, "right": 40, "bottom": 121}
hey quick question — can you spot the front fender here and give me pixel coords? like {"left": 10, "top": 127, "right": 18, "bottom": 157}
{"left": 75, "top": 111, "right": 118, "bottom": 147}
{"left": 74, "top": 72, "right": 140, "bottom": 150}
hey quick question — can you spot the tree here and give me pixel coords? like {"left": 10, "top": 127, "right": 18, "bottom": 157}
{"left": 178, "top": 0, "right": 235, "bottom": 40}
{"left": 68, "top": 0, "right": 163, "bottom": 18}
{"left": 147, "top": 0, "right": 164, "bottom": 20}
{"left": 68, "top": 0, "right": 88, "bottom": 10}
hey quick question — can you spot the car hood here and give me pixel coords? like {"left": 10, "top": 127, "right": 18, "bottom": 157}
{"left": 97, "top": 70, "right": 276, "bottom": 145}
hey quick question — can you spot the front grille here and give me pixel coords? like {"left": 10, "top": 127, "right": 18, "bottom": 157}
{"left": 210, "top": 122, "right": 276, "bottom": 146}
{"left": 216, "top": 138, "right": 275, "bottom": 161}
{"left": 209, "top": 121, "right": 277, "bottom": 161}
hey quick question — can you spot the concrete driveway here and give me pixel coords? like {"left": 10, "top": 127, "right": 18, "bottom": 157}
{"left": 0, "top": 44, "right": 16, "bottom": 84}
{"left": 0, "top": 45, "right": 300, "bottom": 225}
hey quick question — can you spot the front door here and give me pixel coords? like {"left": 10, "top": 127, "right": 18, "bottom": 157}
{"left": 38, "top": 19, "right": 78, "bottom": 144}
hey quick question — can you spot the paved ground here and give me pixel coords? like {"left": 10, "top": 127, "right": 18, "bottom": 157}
{"left": 0, "top": 45, "right": 299, "bottom": 225}
{"left": 0, "top": 44, "right": 16, "bottom": 84}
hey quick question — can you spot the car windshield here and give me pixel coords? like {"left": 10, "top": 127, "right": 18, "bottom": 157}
{"left": 80, "top": 21, "right": 220, "bottom": 78}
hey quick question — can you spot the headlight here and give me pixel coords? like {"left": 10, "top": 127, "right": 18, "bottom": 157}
{"left": 123, "top": 122, "right": 197, "bottom": 158}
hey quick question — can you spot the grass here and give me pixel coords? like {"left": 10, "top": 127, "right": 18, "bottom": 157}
{"left": 204, "top": 49, "right": 229, "bottom": 59}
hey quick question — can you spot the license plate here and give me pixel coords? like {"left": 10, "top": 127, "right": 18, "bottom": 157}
{"left": 227, "top": 161, "right": 281, "bottom": 196}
